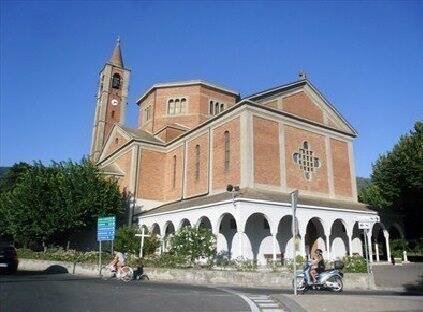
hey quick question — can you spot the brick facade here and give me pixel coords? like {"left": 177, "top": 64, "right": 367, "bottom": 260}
{"left": 330, "top": 138, "right": 353, "bottom": 197}
{"left": 97, "top": 79, "right": 358, "bottom": 212}
{"left": 253, "top": 116, "right": 280, "bottom": 186}
{"left": 212, "top": 117, "right": 241, "bottom": 191}
{"left": 284, "top": 125, "right": 329, "bottom": 194}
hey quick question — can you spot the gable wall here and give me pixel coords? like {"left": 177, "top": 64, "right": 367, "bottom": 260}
{"left": 253, "top": 116, "right": 281, "bottom": 186}
{"left": 114, "top": 149, "right": 132, "bottom": 193}
{"left": 284, "top": 124, "right": 329, "bottom": 194}
{"left": 330, "top": 138, "right": 353, "bottom": 197}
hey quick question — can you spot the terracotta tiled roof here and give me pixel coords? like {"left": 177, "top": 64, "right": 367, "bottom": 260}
{"left": 120, "top": 126, "right": 164, "bottom": 144}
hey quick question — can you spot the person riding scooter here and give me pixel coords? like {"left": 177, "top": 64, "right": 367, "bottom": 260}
{"left": 310, "top": 249, "right": 325, "bottom": 283}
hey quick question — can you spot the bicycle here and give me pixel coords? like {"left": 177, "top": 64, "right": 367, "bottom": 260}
{"left": 100, "top": 265, "right": 134, "bottom": 282}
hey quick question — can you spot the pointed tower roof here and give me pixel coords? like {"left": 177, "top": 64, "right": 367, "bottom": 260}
{"left": 108, "top": 37, "right": 124, "bottom": 68}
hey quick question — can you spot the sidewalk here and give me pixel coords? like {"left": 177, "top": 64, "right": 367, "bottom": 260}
{"left": 272, "top": 293, "right": 423, "bottom": 312}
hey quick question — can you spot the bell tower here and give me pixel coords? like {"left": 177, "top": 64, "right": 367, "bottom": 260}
{"left": 90, "top": 38, "right": 130, "bottom": 162}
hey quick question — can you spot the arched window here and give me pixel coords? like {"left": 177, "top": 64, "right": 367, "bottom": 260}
{"left": 168, "top": 100, "right": 175, "bottom": 115}
{"left": 111, "top": 110, "right": 115, "bottom": 119}
{"left": 180, "top": 98, "right": 187, "bottom": 114}
{"left": 215, "top": 102, "right": 219, "bottom": 114}
{"left": 224, "top": 131, "right": 230, "bottom": 171}
{"left": 112, "top": 73, "right": 121, "bottom": 89}
{"left": 195, "top": 145, "right": 201, "bottom": 181}
{"left": 174, "top": 99, "right": 180, "bottom": 114}
{"left": 209, "top": 100, "right": 214, "bottom": 115}
{"left": 172, "top": 155, "right": 177, "bottom": 189}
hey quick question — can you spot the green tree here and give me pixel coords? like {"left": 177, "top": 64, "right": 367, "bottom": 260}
{"left": 359, "top": 121, "right": 423, "bottom": 238}
{"left": 0, "top": 162, "right": 31, "bottom": 193}
{"left": 0, "top": 159, "right": 124, "bottom": 248}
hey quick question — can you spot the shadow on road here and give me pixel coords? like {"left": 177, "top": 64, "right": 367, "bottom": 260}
{"left": 0, "top": 266, "right": 95, "bottom": 284}
{"left": 402, "top": 274, "right": 423, "bottom": 296}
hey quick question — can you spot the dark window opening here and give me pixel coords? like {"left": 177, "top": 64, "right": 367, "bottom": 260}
{"left": 112, "top": 73, "right": 121, "bottom": 89}
{"left": 224, "top": 131, "right": 230, "bottom": 171}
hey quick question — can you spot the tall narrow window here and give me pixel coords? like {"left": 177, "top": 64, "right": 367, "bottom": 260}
{"left": 168, "top": 100, "right": 175, "bottom": 115}
{"left": 172, "top": 155, "right": 177, "bottom": 189}
{"left": 175, "top": 99, "right": 181, "bottom": 114}
{"left": 215, "top": 102, "right": 219, "bottom": 115}
{"left": 180, "top": 98, "right": 187, "bottom": 114}
{"left": 224, "top": 131, "right": 230, "bottom": 171}
{"left": 112, "top": 73, "right": 121, "bottom": 89}
{"left": 111, "top": 110, "right": 115, "bottom": 119}
{"left": 195, "top": 145, "right": 201, "bottom": 181}
{"left": 209, "top": 101, "right": 214, "bottom": 115}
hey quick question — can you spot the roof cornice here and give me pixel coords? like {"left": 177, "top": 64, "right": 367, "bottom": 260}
{"left": 136, "top": 80, "right": 239, "bottom": 105}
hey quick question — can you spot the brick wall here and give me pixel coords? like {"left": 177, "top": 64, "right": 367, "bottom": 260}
{"left": 185, "top": 133, "right": 209, "bottom": 197}
{"left": 104, "top": 130, "right": 128, "bottom": 156}
{"left": 138, "top": 149, "right": 166, "bottom": 200}
{"left": 330, "top": 138, "right": 352, "bottom": 197}
{"left": 164, "top": 146, "right": 184, "bottom": 201}
{"left": 212, "top": 117, "right": 240, "bottom": 191}
{"left": 253, "top": 116, "right": 281, "bottom": 186}
{"left": 284, "top": 125, "right": 329, "bottom": 194}
{"left": 282, "top": 91, "right": 323, "bottom": 124}
{"left": 114, "top": 149, "right": 132, "bottom": 193}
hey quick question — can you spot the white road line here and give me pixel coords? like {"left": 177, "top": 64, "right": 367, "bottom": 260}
{"left": 258, "top": 303, "right": 280, "bottom": 308}
{"left": 261, "top": 309, "right": 285, "bottom": 312}
{"left": 253, "top": 299, "right": 273, "bottom": 302}
{"left": 216, "top": 288, "right": 260, "bottom": 312}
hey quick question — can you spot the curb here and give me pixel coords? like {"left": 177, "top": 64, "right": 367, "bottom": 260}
{"left": 270, "top": 294, "right": 308, "bottom": 312}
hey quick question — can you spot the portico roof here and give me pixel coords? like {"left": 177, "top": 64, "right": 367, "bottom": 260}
{"left": 138, "top": 188, "right": 371, "bottom": 217}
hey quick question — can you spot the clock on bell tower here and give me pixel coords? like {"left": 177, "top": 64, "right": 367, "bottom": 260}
{"left": 90, "top": 38, "right": 131, "bottom": 162}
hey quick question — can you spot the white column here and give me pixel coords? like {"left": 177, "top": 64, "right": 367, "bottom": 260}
{"left": 383, "top": 230, "right": 391, "bottom": 262}
{"left": 298, "top": 228, "right": 307, "bottom": 258}
{"left": 367, "top": 231, "right": 373, "bottom": 263}
{"left": 325, "top": 236, "right": 331, "bottom": 260}
{"left": 272, "top": 233, "right": 277, "bottom": 261}
{"left": 237, "top": 231, "right": 244, "bottom": 259}
{"left": 375, "top": 242, "right": 380, "bottom": 262}
{"left": 348, "top": 235, "right": 353, "bottom": 256}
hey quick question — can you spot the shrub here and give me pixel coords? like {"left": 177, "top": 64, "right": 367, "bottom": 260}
{"left": 390, "top": 238, "right": 409, "bottom": 258}
{"left": 170, "top": 227, "right": 216, "bottom": 266}
{"left": 343, "top": 255, "right": 367, "bottom": 273}
{"left": 142, "top": 252, "right": 189, "bottom": 268}
{"left": 17, "top": 248, "right": 113, "bottom": 264}
{"left": 287, "top": 255, "right": 306, "bottom": 272}
{"left": 214, "top": 251, "right": 236, "bottom": 267}
{"left": 114, "top": 226, "right": 160, "bottom": 257}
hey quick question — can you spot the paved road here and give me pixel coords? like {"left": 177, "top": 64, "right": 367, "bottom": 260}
{"left": 1, "top": 270, "right": 422, "bottom": 312}
{"left": 0, "top": 272, "right": 252, "bottom": 312}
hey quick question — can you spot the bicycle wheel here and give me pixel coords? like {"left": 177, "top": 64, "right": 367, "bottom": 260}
{"left": 100, "top": 266, "right": 115, "bottom": 280}
{"left": 120, "top": 266, "right": 134, "bottom": 282}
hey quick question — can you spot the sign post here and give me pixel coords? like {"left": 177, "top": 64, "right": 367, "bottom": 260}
{"left": 97, "top": 216, "right": 116, "bottom": 274}
{"left": 358, "top": 216, "right": 379, "bottom": 289}
{"left": 291, "top": 190, "right": 299, "bottom": 295}
{"left": 135, "top": 227, "right": 150, "bottom": 258}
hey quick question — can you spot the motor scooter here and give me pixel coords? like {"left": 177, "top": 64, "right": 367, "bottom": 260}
{"left": 293, "top": 260, "right": 344, "bottom": 293}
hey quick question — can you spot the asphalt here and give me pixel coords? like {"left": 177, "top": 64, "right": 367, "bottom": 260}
{"left": 1, "top": 269, "right": 422, "bottom": 312}
{"left": 0, "top": 271, "right": 250, "bottom": 312}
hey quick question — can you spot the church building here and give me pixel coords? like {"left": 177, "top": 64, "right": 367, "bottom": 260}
{"left": 90, "top": 40, "right": 403, "bottom": 264}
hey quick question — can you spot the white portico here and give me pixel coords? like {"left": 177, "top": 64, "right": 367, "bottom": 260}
{"left": 137, "top": 188, "right": 394, "bottom": 265}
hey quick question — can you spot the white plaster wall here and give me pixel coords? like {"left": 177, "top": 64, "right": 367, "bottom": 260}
{"left": 138, "top": 198, "right": 378, "bottom": 262}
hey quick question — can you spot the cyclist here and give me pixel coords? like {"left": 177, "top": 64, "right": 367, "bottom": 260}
{"left": 108, "top": 251, "right": 125, "bottom": 274}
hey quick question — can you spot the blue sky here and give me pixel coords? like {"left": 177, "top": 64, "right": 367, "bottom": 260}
{"left": 1, "top": 1, "right": 422, "bottom": 177}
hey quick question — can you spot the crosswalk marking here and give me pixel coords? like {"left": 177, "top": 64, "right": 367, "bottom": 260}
{"left": 244, "top": 294, "right": 286, "bottom": 312}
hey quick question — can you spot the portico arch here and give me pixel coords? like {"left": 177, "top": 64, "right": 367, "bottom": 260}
{"left": 150, "top": 223, "right": 161, "bottom": 236}
{"left": 179, "top": 218, "right": 191, "bottom": 230}
{"left": 276, "top": 215, "right": 295, "bottom": 260}
{"left": 163, "top": 221, "right": 175, "bottom": 251}
{"left": 329, "top": 218, "right": 349, "bottom": 259}
{"left": 197, "top": 216, "right": 212, "bottom": 230}
{"left": 371, "top": 222, "right": 387, "bottom": 261}
{"left": 305, "top": 217, "right": 327, "bottom": 258}
{"left": 217, "top": 213, "right": 237, "bottom": 258}
{"left": 244, "top": 213, "right": 272, "bottom": 265}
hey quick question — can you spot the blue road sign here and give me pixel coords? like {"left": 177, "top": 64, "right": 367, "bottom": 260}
{"left": 97, "top": 216, "right": 116, "bottom": 241}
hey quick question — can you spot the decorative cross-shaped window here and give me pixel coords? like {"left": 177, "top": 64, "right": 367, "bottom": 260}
{"left": 292, "top": 141, "right": 321, "bottom": 181}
